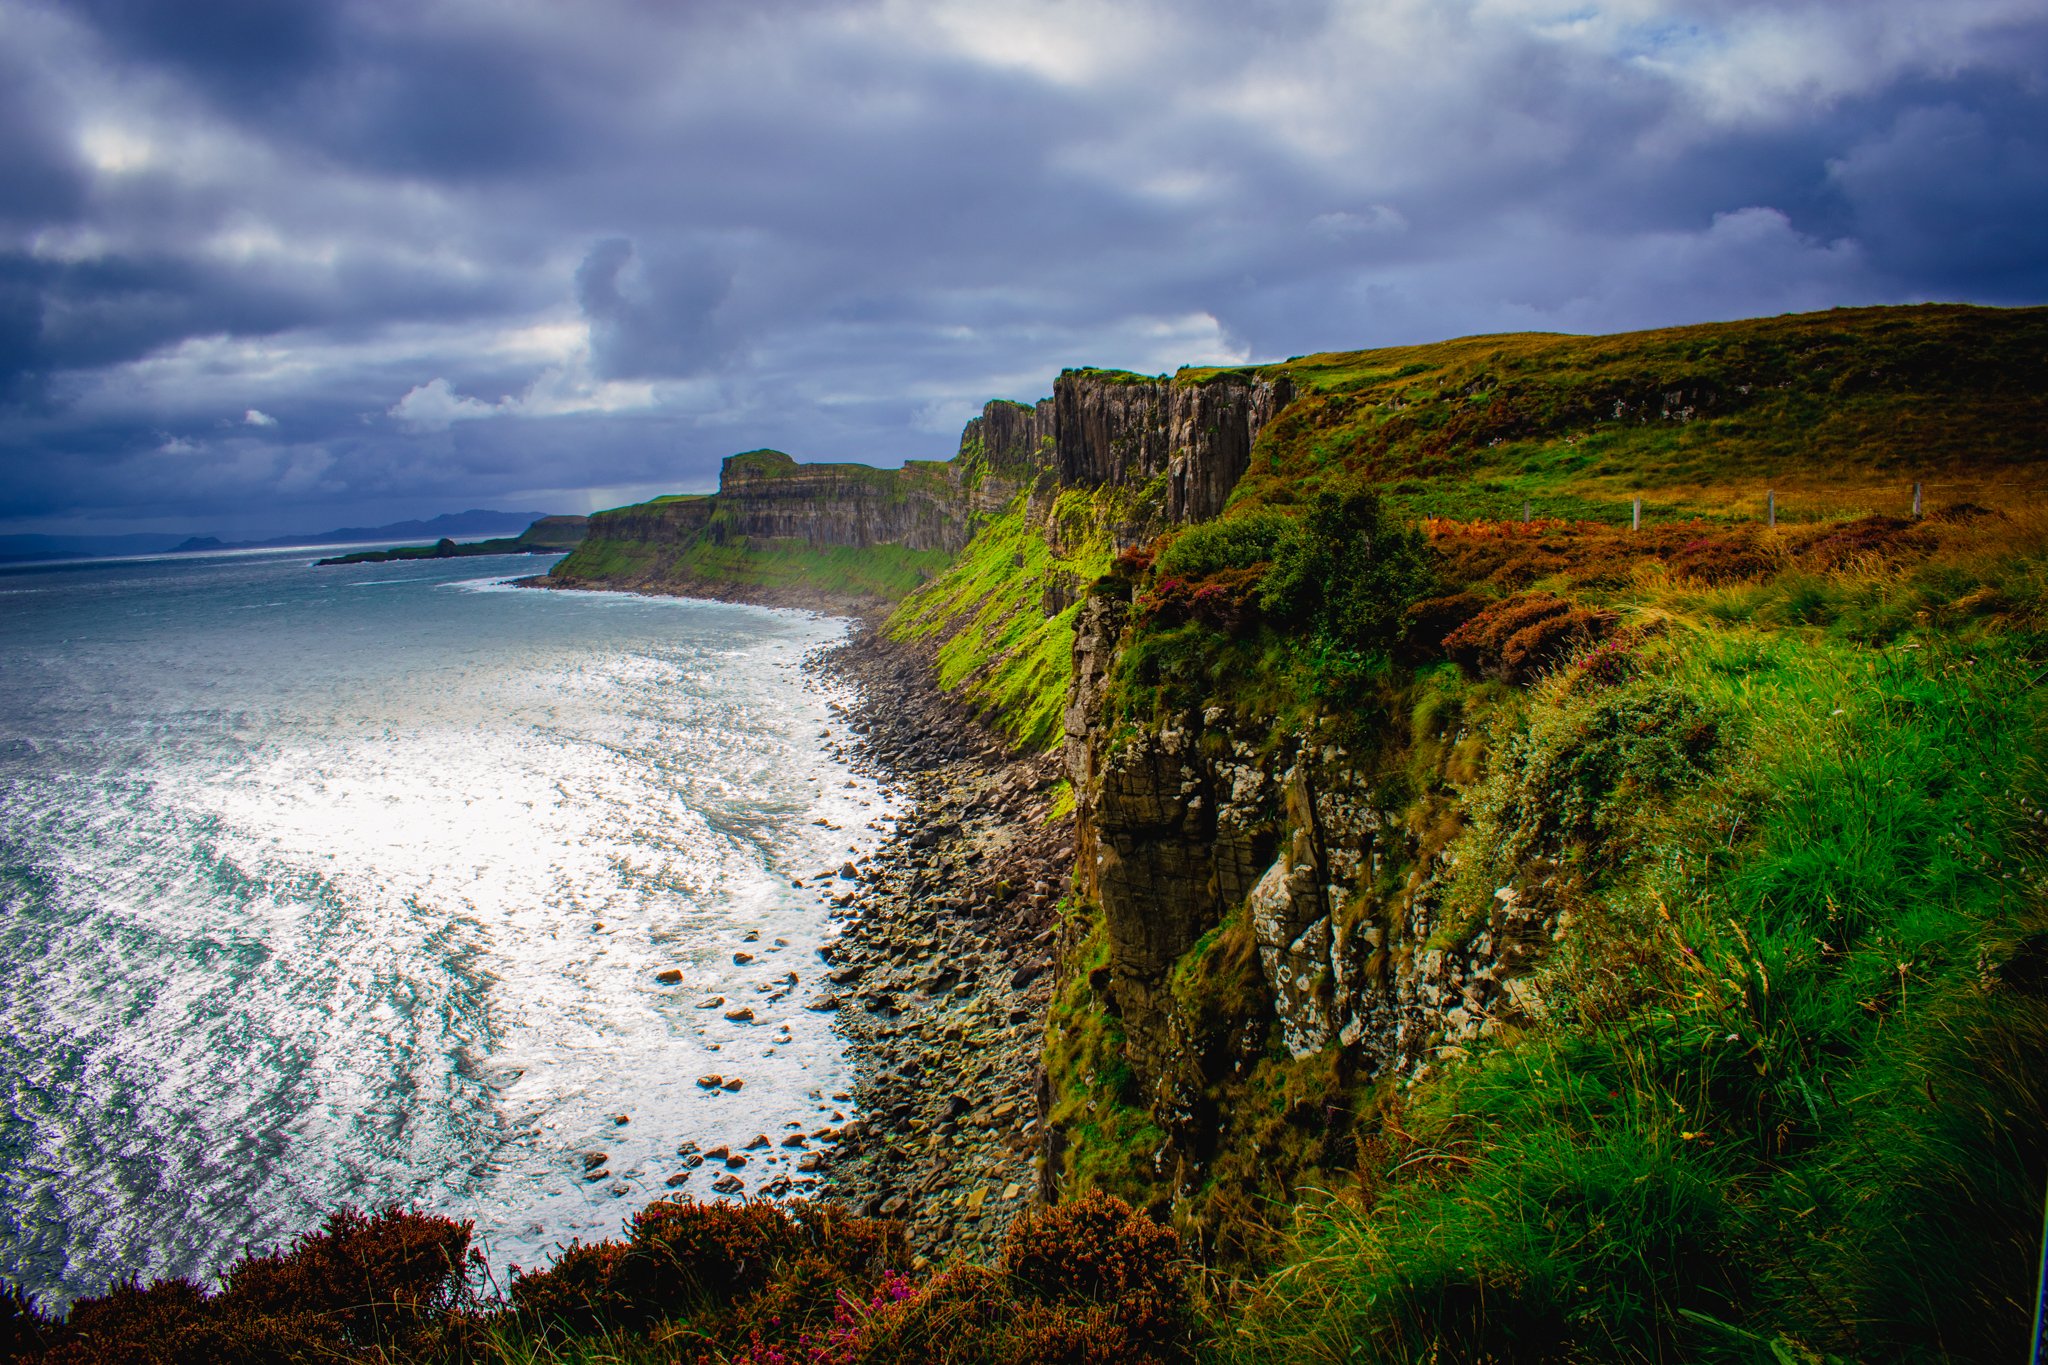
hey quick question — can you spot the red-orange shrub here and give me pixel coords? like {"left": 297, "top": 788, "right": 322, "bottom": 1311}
{"left": 998, "top": 1191, "right": 1190, "bottom": 1354}
{"left": 216, "top": 1205, "right": 473, "bottom": 1334}
{"left": 1792, "top": 513, "right": 1935, "bottom": 567}
{"left": 1443, "top": 593, "right": 1617, "bottom": 683}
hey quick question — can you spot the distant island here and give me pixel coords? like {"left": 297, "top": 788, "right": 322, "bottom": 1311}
{"left": 314, "top": 515, "right": 587, "bottom": 565}
{"left": 0, "top": 510, "right": 560, "bottom": 565}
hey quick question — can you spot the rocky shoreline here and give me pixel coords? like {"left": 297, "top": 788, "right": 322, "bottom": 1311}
{"left": 801, "top": 625, "right": 1068, "bottom": 1266}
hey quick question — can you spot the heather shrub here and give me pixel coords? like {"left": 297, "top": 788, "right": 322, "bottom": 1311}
{"left": 1397, "top": 590, "right": 1490, "bottom": 661}
{"left": 216, "top": 1205, "right": 473, "bottom": 1336}
{"left": 508, "top": 1199, "right": 902, "bottom": 1345}
{"left": 1792, "top": 512, "right": 1934, "bottom": 567}
{"left": 1442, "top": 592, "right": 1618, "bottom": 683}
{"left": 14, "top": 1207, "right": 475, "bottom": 1364}
{"left": 1663, "top": 532, "right": 1775, "bottom": 583}
{"left": 615, "top": 1197, "right": 809, "bottom": 1312}
{"left": 507, "top": 1238, "right": 633, "bottom": 1334}
{"left": 1133, "top": 564, "right": 1266, "bottom": 633}
{"left": 998, "top": 1191, "right": 1191, "bottom": 1355}
{"left": 1, "top": 1283, "right": 58, "bottom": 1359}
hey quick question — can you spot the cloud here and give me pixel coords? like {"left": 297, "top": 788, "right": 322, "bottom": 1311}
{"left": 242, "top": 407, "right": 277, "bottom": 426}
{"left": 0, "top": 0, "right": 2043, "bottom": 535}
{"left": 388, "top": 378, "right": 498, "bottom": 431}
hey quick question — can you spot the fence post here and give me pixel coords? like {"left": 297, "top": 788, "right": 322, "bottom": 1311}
{"left": 1632, "top": 497, "right": 1641, "bottom": 531}
{"left": 1522, "top": 500, "right": 1530, "bottom": 524}
{"left": 1767, "top": 490, "right": 1776, "bottom": 528}
{"left": 1912, "top": 482, "right": 1922, "bottom": 518}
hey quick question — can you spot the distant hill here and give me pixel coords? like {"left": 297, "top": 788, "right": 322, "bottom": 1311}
{"left": 174, "top": 510, "right": 551, "bottom": 553}
{"left": 0, "top": 511, "right": 557, "bottom": 564}
{"left": 314, "top": 515, "right": 588, "bottom": 565}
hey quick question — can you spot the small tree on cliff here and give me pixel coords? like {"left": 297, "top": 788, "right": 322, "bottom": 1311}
{"left": 1258, "top": 479, "right": 1434, "bottom": 669}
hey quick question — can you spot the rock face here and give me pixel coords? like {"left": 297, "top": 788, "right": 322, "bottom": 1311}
{"left": 1058, "top": 592, "right": 1558, "bottom": 1207}
{"left": 713, "top": 450, "right": 980, "bottom": 553}
{"left": 548, "top": 376, "right": 1291, "bottom": 609}
{"left": 1054, "top": 370, "right": 1294, "bottom": 527}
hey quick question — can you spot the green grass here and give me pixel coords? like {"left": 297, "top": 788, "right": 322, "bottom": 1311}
{"left": 885, "top": 492, "right": 1115, "bottom": 752}
{"left": 1213, "top": 627, "right": 2048, "bottom": 1363}
{"left": 552, "top": 534, "right": 950, "bottom": 605}
{"left": 1042, "top": 907, "right": 1169, "bottom": 1200}
{"left": 1232, "top": 304, "right": 2048, "bottom": 526}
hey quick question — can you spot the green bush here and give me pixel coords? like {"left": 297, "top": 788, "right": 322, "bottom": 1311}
{"left": 1258, "top": 481, "right": 1435, "bottom": 657}
{"left": 1152, "top": 509, "right": 1300, "bottom": 580}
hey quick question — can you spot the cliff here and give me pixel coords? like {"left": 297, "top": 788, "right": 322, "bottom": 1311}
{"left": 534, "top": 303, "right": 2048, "bottom": 1361}
{"left": 546, "top": 374, "right": 1288, "bottom": 613}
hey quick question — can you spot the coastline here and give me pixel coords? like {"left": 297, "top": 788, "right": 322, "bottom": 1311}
{"left": 515, "top": 571, "right": 899, "bottom": 619}
{"left": 804, "top": 626, "right": 1066, "bottom": 1265}
{"left": 517, "top": 571, "right": 1066, "bottom": 1265}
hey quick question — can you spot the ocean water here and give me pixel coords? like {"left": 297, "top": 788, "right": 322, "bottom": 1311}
{"left": 0, "top": 549, "right": 896, "bottom": 1306}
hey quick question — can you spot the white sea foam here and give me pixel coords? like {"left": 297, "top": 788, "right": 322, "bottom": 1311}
{"left": 0, "top": 552, "right": 892, "bottom": 1304}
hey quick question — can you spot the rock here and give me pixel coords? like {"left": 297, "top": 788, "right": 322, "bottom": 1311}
{"left": 703, "top": 1145, "right": 731, "bottom": 1161}
{"left": 582, "top": 1169, "right": 608, "bottom": 1183}
{"left": 879, "top": 1194, "right": 908, "bottom": 1217}
{"left": 724, "top": 1006, "right": 755, "bottom": 1022}
{"left": 1009, "top": 963, "right": 1041, "bottom": 990}
{"left": 725, "top": 1154, "right": 748, "bottom": 1169}
{"left": 711, "top": 1173, "right": 744, "bottom": 1194}
{"left": 665, "top": 1172, "right": 691, "bottom": 1187}
{"left": 745, "top": 1133, "right": 771, "bottom": 1149}
{"left": 582, "top": 1152, "right": 607, "bottom": 1171}
{"left": 697, "top": 996, "right": 726, "bottom": 1009}
{"left": 781, "top": 1132, "right": 808, "bottom": 1147}
{"left": 611, "top": 1114, "right": 629, "bottom": 1126}
{"left": 840, "top": 861, "right": 858, "bottom": 879}
{"left": 806, "top": 993, "right": 842, "bottom": 1011}
{"left": 695, "top": 1074, "right": 724, "bottom": 1089}
{"left": 733, "top": 951, "right": 755, "bottom": 965}
{"left": 722, "top": 1077, "right": 745, "bottom": 1092}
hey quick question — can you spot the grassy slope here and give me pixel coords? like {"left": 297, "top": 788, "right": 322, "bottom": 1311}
{"left": 885, "top": 489, "right": 1117, "bottom": 752}
{"left": 1218, "top": 303, "right": 2048, "bottom": 526}
{"left": 554, "top": 531, "right": 952, "bottom": 604}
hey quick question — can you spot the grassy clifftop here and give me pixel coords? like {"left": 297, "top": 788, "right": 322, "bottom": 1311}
{"left": 1222, "top": 303, "right": 2047, "bottom": 525}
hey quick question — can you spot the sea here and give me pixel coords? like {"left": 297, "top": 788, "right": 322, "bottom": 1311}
{"left": 0, "top": 547, "right": 897, "bottom": 1308}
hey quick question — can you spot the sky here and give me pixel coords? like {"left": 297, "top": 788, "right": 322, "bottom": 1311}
{"left": 2, "top": 0, "right": 2045, "bottom": 539}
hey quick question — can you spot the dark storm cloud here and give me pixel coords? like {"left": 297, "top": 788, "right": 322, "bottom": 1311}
{"left": 2, "top": 0, "right": 2044, "bottom": 538}
{"left": 67, "top": 0, "right": 340, "bottom": 108}
{"left": 576, "top": 238, "right": 734, "bottom": 381}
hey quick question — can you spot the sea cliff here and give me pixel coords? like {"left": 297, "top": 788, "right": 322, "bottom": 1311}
{"left": 536, "top": 303, "right": 2048, "bottom": 1361}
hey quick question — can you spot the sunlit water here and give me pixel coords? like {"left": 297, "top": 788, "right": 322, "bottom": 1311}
{"left": 0, "top": 549, "right": 897, "bottom": 1307}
